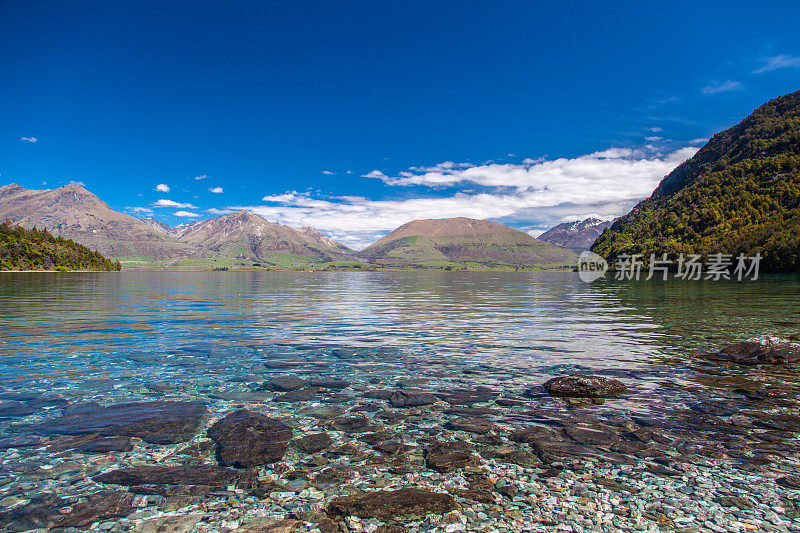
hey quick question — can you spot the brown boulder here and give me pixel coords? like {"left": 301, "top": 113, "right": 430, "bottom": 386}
{"left": 326, "top": 488, "right": 456, "bottom": 520}
{"left": 208, "top": 409, "right": 293, "bottom": 467}
{"left": 718, "top": 335, "right": 800, "bottom": 364}
{"left": 541, "top": 375, "right": 627, "bottom": 398}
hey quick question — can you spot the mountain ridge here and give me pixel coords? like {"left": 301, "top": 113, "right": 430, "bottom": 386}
{"left": 538, "top": 217, "right": 613, "bottom": 252}
{"left": 593, "top": 89, "right": 800, "bottom": 272}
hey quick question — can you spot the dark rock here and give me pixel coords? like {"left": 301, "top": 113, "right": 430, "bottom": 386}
{"left": 310, "top": 379, "right": 350, "bottom": 389}
{"left": 293, "top": 432, "right": 334, "bottom": 454}
{"left": 510, "top": 426, "right": 561, "bottom": 444}
{"left": 444, "top": 406, "right": 501, "bottom": 416}
{"left": 0, "top": 493, "right": 65, "bottom": 530}
{"left": 564, "top": 426, "right": 619, "bottom": 445}
{"left": 56, "top": 491, "right": 134, "bottom": 527}
{"left": 268, "top": 376, "right": 309, "bottom": 391}
{"left": 375, "top": 440, "right": 404, "bottom": 455}
{"left": 275, "top": 387, "right": 319, "bottom": 402}
{"left": 326, "top": 488, "right": 457, "bottom": 520}
{"left": 389, "top": 391, "right": 438, "bottom": 408}
{"left": 75, "top": 436, "right": 134, "bottom": 453}
{"left": 714, "top": 496, "right": 753, "bottom": 509}
{"left": 96, "top": 465, "right": 253, "bottom": 487}
{"left": 0, "top": 434, "right": 45, "bottom": 449}
{"left": 541, "top": 375, "right": 627, "bottom": 398}
{"left": 207, "top": 409, "right": 292, "bottom": 467}
{"left": 312, "top": 466, "right": 358, "bottom": 486}
{"left": 425, "top": 441, "right": 478, "bottom": 472}
{"left": 129, "top": 484, "right": 214, "bottom": 497}
{"left": 479, "top": 445, "right": 540, "bottom": 466}
{"left": 0, "top": 401, "right": 36, "bottom": 418}
{"left": 777, "top": 475, "right": 800, "bottom": 489}
{"left": 444, "top": 416, "right": 495, "bottom": 434}
{"left": 435, "top": 387, "right": 498, "bottom": 405}
{"left": 495, "top": 397, "right": 526, "bottom": 407}
{"left": 36, "top": 401, "right": 206, "bottom": 444}
{"left": 718, "top": 335, "right": 800, "bottom": 364}
{"left": 363, "top": 390, "right": 393, "bottom": 400}
{"left": 328, "top": 416, "right": 371, "bottom": 433}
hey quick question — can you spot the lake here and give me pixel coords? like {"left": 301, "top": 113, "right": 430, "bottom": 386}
{"left": 0, "top": 271, "right": 799, "bottom": 531}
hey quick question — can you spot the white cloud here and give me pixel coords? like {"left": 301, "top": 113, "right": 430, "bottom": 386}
{"left": 647, "top": 127, "right": 663, "bottom": 133}
{"left": 322, "top": 170, "right": 335, "bottom": 175}
{"left": 69, "top": 180, "right": 86, "bottom": 186}
{"left": 155, "top": 183, "right": 170, "bottom": 192}
{"left": 207, "top": 208, "right": 232, "bottom": 215}
{"left": 154, "top": 199, "right": 197, "bottom": 208}
{"left": 235, "top": 145, "right": 698, "bottom": 250}
{"left": 194, "top": 174, "right": 208, "bottom": 180}
{"left": 689, "top": 138, "right": 708, "bottom": 144}
{"left": 754, "top": 54, "right": 800, "bottom": 74}
{"left": 209, "top": 186, "right": 224, "bottom": 194}
{"left": 130, "top": 206, "right": 154, "bottom": 213}
{"left": 701, "top": 80, "right": 743, "bottom": 95}
{"left": 645, "top": 136, "right": 662, "bottom": 141}
{"left": 174, "top": 210, "right": 200, "bottom": 217}
{"left": 20, "top": 136, "right": 38, "bottom": 143}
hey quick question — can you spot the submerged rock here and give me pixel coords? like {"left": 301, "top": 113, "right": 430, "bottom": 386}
{"left": 444, "top": 416, "right": 495, "bottom": 434}
{"left": 56, "top": 491, "right": 134, "bottom": 528}
{"left": 718, "top": 335, "right": 800, "bottom": 364}
{"left": 95, "top": 465, "right": 253, "bottom": 487}
{"left": 540, "top": 375, "right": 627, "bottom": 398}
{"left": 268, "top": 376, "right": 308, "bottom": 391}
{"left": 207, "top": 409, "right": 293, "bottom": 467}
{"left": 388, "top": 391, "right": 438, "bottom": 408}
{"left": 293, "top": 432, "right": 334, "bottom": 454}
{"left": 326, "top": 488, "right": 457, "bottom": 520}
{"left": 425, "top": 441, "right": 478, "bottom": 472}
{"left": 274, "top": 387, "right": 319, "bottom": 402}
{"left": 36, "top": 401, "right": 206, "bottom": 444}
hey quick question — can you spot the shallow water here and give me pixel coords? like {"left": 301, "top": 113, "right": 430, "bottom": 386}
{"left": 1, "top": 271, "right": 799, "bottom": 397}
{"left": 2, "top": 271, "right": 800, "bottom": 531}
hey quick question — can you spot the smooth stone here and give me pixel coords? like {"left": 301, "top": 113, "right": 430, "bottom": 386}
{"left": 0, "top": 401, "right": 36, "bottom": 418}
{"left": 326, "top": 488, "right": 457, "bottom": 520}
{"left": 274, "top": 387, "right": 319, "bottom": 402}
{"left": 76, "top": 436, "right": 135, "bottom": 453}
{"left": 207, "top": 409, "right": 293, "bottom": 467}
{"left": 540, "top": 375, "right": 627, "bottom": 398}
{"left": 268, "top": 376, "right": 308, "bottom": 391}
{"left": 328, "top": 416, "right": 371, "bottom": 433}
{"left": 718, "top": 335, "right": 800, "bottom": 364}
{"left": 444, "top": 416, "right": 495, "bottom": 434}
{"left": 56, "top": 491, "right": 134, "bottom": 528}
{"left": 425, "top": 441, "right": 477, "bottom": 472}
{"left": 435, "top": 387, "right": 498, "bottom": 405}
{"left": 36, "top": 401, "right": 207, "bottom": 444}
{"left": 389, "top": 391, "right": 438, "bottom": 408}
{"left": 309, "top": 379, "right": 350, "bottom": 389}
{"left": 293, "top": 432, "right": 334, "bottom": 454}
{"left": 95, "top": 465, "right": 254, "bottom": 487}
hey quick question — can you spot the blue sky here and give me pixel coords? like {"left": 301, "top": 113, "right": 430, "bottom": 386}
{"left": 2, "top": 1, "right": 799, "bottom": 248}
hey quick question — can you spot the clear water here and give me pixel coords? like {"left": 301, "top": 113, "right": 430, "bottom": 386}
{"left": 1, "top": 271, "right": 799, "bottom": 413}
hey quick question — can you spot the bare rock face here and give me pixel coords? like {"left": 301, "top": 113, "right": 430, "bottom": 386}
{"left": 326, "top": 488, "right": 457, "bottom": 520}
{"left": 36, "top": 401, "right": 207, "bottom": 444}
{"left": 718, "top": 335, "right": 800, "bottom": 364}
{"left": 541, "top": 375, "right": 627, "bottom": 398}
{"left": 207, "top": 409, "right": 293, "bottom": 467}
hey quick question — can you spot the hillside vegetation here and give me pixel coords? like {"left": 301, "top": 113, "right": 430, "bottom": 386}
{"left": 0, "top": 221, "right": 121, "bottom": 271}
{"left": 593, "top": 89, "right": 800, "bottom": 272}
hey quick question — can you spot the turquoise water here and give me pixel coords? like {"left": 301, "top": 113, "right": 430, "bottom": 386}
{"left": 1, "top": 271, "right": 799, "bottom": 409}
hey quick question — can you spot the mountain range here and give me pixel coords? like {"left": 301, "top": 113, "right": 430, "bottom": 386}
{"left": 0, "top": 183, "right": 576, "bottom": 270}
{"left": 538, "top": 218, "right": 613, "bottom": 252}
{"left": 593, "top": 89, "right": 800, "bottom": 272}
